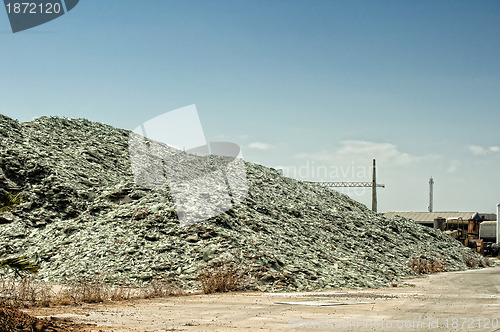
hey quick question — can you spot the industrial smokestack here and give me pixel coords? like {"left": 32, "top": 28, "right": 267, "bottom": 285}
{"left": 372, "top": 159, "right": 377, "bottom": 213}
{"left": 428, "top": 177, "right": 434, "bottom": 212}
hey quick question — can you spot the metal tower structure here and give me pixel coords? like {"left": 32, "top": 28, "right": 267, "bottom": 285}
{"left": 428, "top": 177, "right": 434, "bottom": 212}
{"left": 372, "top": 159, "right": 377, "bottom": 213}
{"left": 310, "top": 159, "right": 384, "bottom": 213}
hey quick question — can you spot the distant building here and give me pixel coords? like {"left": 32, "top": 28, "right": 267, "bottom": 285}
{"left": 383, "top": 211, "right": 495, "bottom": 228}
{"left": 384, "top": 211, "right": 498, "bottom": 255}
{"left": 478, "top": 213, "right": 497, "bottom": 221}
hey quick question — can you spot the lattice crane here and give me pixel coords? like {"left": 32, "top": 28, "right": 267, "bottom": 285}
{"left": 309, "top": 159, "right": 384, "bottom": 212}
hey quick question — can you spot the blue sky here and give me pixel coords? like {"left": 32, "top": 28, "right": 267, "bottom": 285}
{"left": 1, "top": 1, "right": 500, "bottom": 212}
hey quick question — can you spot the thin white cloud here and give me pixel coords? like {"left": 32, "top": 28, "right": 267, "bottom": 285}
{"left": 295, "top": 140, "right": 431, "bottom": 167}
{"left": 447, "top": 160, "right": 461, "bottom": 173}
{"left": 468, "top": 145, "right": 487, "bottom": 156}
{"left": 337, "top": 140, "right": 419, "bottom": 166}
{"left": 468, "top": 144, "right": 500, "bottom": 156}
{"left": 248, "top": 142, "right": 274, "bottom": 151}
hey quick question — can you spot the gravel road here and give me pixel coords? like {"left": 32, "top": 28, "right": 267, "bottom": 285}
{"left": 27, "top": 262, "right": 500, "bottom": 331}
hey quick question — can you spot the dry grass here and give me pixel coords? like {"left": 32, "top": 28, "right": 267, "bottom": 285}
{"left": 198, "top": 261, "right": 248, "bottom": 294}
{"left": 58, "top": 279, "right": 109, "bottom": 304}
{"left": 0, "top": 277, "right": 54, "bottom": 307}
{"left": 0, "top": 276, "right": 185, "bottom": 308}
{"left": 462, "top": 253, "right": 491, "bottom": 268}
{"left": 57, "top": 278, "right": 186, "bottom": 304}
{"left": 408, "top": 256, "right": 446, "bottom": 274}
{"left": 140, "top": 278, "right": 185, "bottom": 298}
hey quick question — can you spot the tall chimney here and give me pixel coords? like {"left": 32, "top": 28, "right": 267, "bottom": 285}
{"left": 372, "top": 159, "right": 377, "bottom": 213}
{"left": 428, "top": 177, "right": 434, "bottom": 212}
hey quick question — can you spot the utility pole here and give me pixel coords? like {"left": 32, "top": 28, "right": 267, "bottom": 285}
{"left": 428, "top": 177, "right": 434, "bottom": 212}
{"left": 310, "top": 159, "right": 384, "bottom": 213}
{"left": 372, "top": 159, "right": 377, "bottom": 213}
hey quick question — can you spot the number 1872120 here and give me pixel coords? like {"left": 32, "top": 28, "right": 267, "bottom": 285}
{"left": 5, "top": 2, "right": 62, "bottom": 14}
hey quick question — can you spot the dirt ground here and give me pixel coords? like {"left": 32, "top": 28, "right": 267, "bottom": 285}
{"left": 25, "top": 264, "right": 500, "bottom": 332}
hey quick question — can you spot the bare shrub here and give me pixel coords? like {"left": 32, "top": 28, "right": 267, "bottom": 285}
{"left": 483, "top": 258, "right": 492, "bottom": 267}
{"left": 109, "top": 285, "right": 133, "bottom": 301}
{"left": 0, "top": 277, "right": 54, "bottom": 307}
{"left": 198, "top": 261, "right": 248, "bottom": 294}
{"left": 408, "top": 256, "right": 445, "bottom": 274}
{"left": 58, "top": 279, "right": 109, "bottom": 304}
{"left": 54, "top": 290, "right": 73, "bottom": 306}
{"left": 141, "top": 278, "right": 185, "bottom": 298}
{"left": 1, "top": 276, "right": 185, "bottom": 307}
{"left": 17, "top": 277, "right": 39, "bottom": 305}
{"left": 463, "top": 254, "right": 479, "bottom": 268}
{"left": 463, "top": 253, "right": 491, "bottom": 268}
{"left": 0, "top": 278, "right": 20, "bottom": 306}
{"left": 56, "top": 278, "right": 186, "bottom": 304}
{"left": 31, "top": 283, "right": 53, "bottom": 307}
{"left": 56, "top": 281, "right": 133, "bottom": 304}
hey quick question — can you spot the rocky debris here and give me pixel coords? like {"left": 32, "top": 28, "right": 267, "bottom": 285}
{"left": 0, "top": 114, "right": 489, "bottom": 291}
{"left": 0, "top": 304, "right": 86, "bottom": 331}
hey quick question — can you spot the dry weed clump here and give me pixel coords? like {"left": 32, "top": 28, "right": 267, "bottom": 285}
{"left": 58, "top": 279, "right": 109, "bottom": 304}
{"left": 0, "top": 277, "right": 54, "bottom": 307}
{"left": 198, "top": 261, "right": 248, "bottom": 294}
{"left": 462, "top": 253, "right": 491, "bottom": 268}
{"left": 408, "top": 256, "right": 446, "bottom": 274}
{"left": 0, "top": 276, "right": 185, "bottom": 307}
{"left": 57, "top": 278, "right": 185, "bottom": 304}
{"left": 55, "top": 280, "right": 138, "bottom": 305}
{"left": 140, "top": 278, "right": 185, "bottom": 298}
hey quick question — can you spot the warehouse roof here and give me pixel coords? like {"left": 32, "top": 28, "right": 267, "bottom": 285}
{"left": 384, "top": 211, "right": 480, "bottom": 223}
{"left": 479, "top": 213, "right": 497, "bottom": 221}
